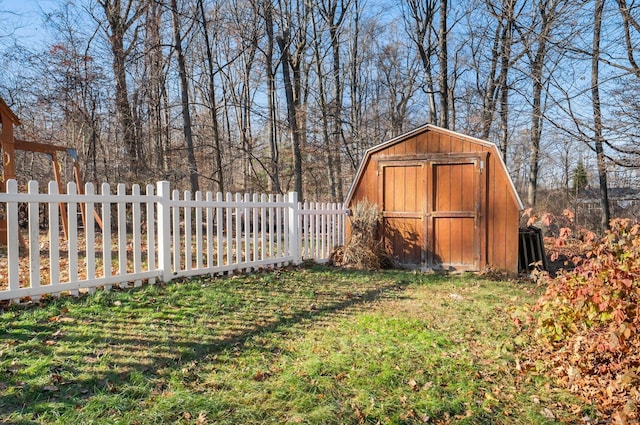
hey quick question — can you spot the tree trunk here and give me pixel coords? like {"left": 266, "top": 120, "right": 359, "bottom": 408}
{"left": 198, "top": 0, "right": 224, "bottom": 193}
{"left": 497, "top": 0, "right": 515, "bottom": 162}
{"left": 527, "top": 60, "right": 544, "bottom": 207}
{"left": 329, "top": 25, "right": 345, "bottom": 201}
{"left": 98, "top": 0, "right": 143, "bottom": 176}
{"left": 592, "top": 0, "right": 610, "bottom": 230}
{"left": 264, "top": 0, "right": 281, "bottom": 193}
{"left": 405, "top": 0, "right": 439, "bottom": 124}
{"left": 526, "top": 0, "right": 555, "bottom": 207}
{"left": 277, "top": 30, "right": 304, "bottom": 199}
{"left": 144, "top": 1, "right": 168, "bottom": 175}
{"left": 311, "top": 5, "right": 338, "bottom": 200}
{"left": 438, "top": 0, "right": 449, "bottom": 128}
{"left": 171, "top": 0, "right": 199, "bottom": 193}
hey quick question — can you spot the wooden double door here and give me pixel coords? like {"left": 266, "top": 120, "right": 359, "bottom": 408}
{"left": 379, "top": 153, "right": 487, "bottom": 271}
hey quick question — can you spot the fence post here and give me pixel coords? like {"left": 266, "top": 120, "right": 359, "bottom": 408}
{"left": 156, "top": 181, "right": 173, "bottom": 283}
{"left": 288, "top": 191, "right": 302, "bottom": 265}
{"left": 6, "top": 179, "right": 19, "bottom": 293}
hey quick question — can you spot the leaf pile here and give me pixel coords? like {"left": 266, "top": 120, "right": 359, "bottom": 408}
{"left": 528, "top": 218, "right": 640, "bottom": 421}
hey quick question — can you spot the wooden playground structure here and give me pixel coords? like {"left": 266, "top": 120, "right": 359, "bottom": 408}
{"left": 0, "top": 96, "right": 98, "bottom": 245}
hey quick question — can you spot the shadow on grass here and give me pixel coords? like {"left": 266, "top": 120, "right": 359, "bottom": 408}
{"left": 0, "top": 265, "right": 422, "bottom": 422}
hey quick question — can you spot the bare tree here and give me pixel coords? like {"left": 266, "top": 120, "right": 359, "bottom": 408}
{"left": 473, "top": 0, "right": 522, "bottom": 164}
{"left": 197, "top": 0, "right": 224, "bottom": 193}
{"left": 310, "top": 2, "right": 336, "bottom": 199}
{"left": 276, "top": 0, "right": 309, "bottom": 199}
{"left": 170, "top": 0, "right": 199, "bottom": 193}
{"left": 615, "top": 0, "right": 640, "bottom": 78}
{"left": 40, "top": 3, "right": 106, "bottom": 183}
{"left": 376, "top": 41, "right": 420, "bottom": 137}
{"left": 317, "top": 0, "right": 350, "bottom": 201}
{"left": 521, "top": 0, "right": 566, "bottom": 206}
{"left": 402, "top": 0, "right": 438, "bottom": 124}
{"left": 592, "top": 0, "right": 610, "bottom": 229}
{"left": 222, "top": 0, "right": 261, "bottom": 191}
{"left": 142, "top": 0, "right": 170, "bottom": 177}
{"left": 263, "top": 0, "right": 281, "bottom": 193}
{"left": 438, "top": 0, "right": 449, "bottom": 128}
{"left": 94, "top": 0, "right": 146, "bottom": 177}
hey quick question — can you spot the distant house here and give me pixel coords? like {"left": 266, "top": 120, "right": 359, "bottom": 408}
{"left": 577, "top": 187, "right": 640, "bottom": 224}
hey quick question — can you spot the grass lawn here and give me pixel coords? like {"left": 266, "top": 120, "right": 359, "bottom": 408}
{"left": 0, "top": 264, "right": 590, "bottom": 424}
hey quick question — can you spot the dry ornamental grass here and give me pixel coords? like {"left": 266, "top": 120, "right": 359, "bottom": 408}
{"left": 331, "top": 200, "right": 393, "bottom": 270}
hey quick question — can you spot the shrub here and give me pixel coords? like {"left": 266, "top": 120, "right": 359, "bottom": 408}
{"left": 531, "top": 218, "right": 640, "bottom": 420}
{"left": 536, "top": 218, "right": 640, "bottom": 346}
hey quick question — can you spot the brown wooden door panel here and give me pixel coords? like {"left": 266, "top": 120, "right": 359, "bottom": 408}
{"left": 428, "top": 158, "right": 484, "bottom": 271}
{"left": 433, "top": 217, "right": 476, "bottom": 267}
{"left": 433, "top": 162, "right": 476, "bottom": 212}
{"left": 380, "top": 162, "right": 427, "bottom": 266}
{"left": 384, "top": 217, "right": 424, "bottom": 265}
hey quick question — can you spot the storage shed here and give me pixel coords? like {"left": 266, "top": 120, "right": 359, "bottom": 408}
{"left": 345, "top": 124, "right": 523, "bottom": 274}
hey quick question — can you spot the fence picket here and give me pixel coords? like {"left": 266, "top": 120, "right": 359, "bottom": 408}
{"left": 234, "top": 193, "right": 241, "bottom": 265}
{"left": 268, "top": 194, "right": 274, "bottom": 262}
{"left": 195, "top": 191, "right": 203, "bottom": 270}
{"left": 116, "top": 184, "right": 127, "bottom": 283}
{"left": 276, "top": 194, "right": 282, "bottom": 265}
{"left": 172, "top": 189, "right": 180, "bottom": 273}
{"left": 156, "top": 181, "right": 171, "bottom": 283}
{"left": 184, "top": 190, "right": 192, "bottom": 272}
{"left": 146, "top": 184, "right": 156, "bottom": 285}
{"left": 303, "top": 202, "right": 309, "bottom": 259}
{"left": 27, "top": 181, "right": 40, "bottom": 295}
{"left": 101, "top": 183, "right": 112, "bottom": 290}
{"left": 85, "top": 183, "right": 96, "bottom": 293}
{"left": 48, "top": 181, "right": 60, "bottom": 287}
{"left": 252, "top": 194, "right": 259, "bottom": 264}
{"left": 260, "top": 194, "right": 267, "bottom": 262}
{"left": 244, "top": 193, "right": 250, "bottom": 270}
{"left": 67, "top": 183, "right": 79, "bottom": 296}
{"left": 132, "top": 185, "right": 142, "bottom": 287}
{"left": 216, "top": 192, "right": 223, "bottom": 268}
{"left": 206, "top": 191, "right": 214, "bottom": 270}
{"left": 225, "top": 193, "right": 233, "bottom": 268}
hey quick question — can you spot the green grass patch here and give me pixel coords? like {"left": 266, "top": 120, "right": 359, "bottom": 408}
{"left": 0, "top": 265, "right": 587, "bottom": 424}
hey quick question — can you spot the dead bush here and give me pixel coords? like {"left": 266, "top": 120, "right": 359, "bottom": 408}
{"left": 331, "top": 200, "right": 393, "bottom": 270}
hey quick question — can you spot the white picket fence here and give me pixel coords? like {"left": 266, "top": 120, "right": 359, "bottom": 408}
{"left": 0, "top": 180, "right": 347, "bottom": 303}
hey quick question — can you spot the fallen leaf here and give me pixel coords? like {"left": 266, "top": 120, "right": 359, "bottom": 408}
{"left": 253, "top": 371, "right": 270, "bottom": 382}
{"left": 43, "top": 385, "right": 58, "bottom": 392}
{"left": 540, "top": 407, "right": 555, "bottom": 419}
{"left": 196, "top": 411, "right": 208, "bottom": 425}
